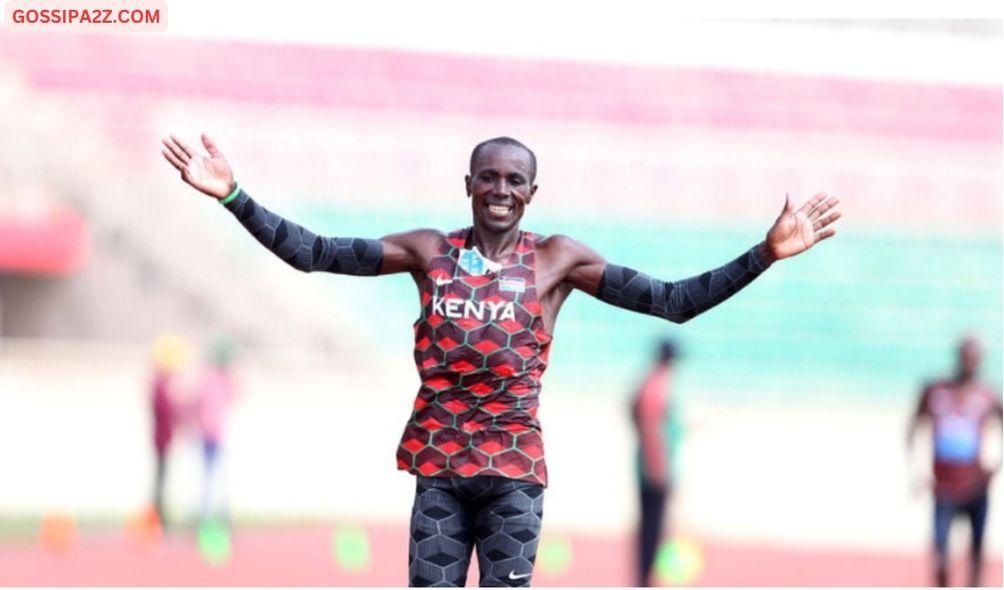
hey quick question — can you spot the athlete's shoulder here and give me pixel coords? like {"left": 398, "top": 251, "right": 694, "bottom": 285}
{"left": 444, "top": 227, "right": 471, "bottom": 246}
{"left": 414, "top": 228, "right": 449, "bottom": 239}
{"left": 922, "top": 379, "right": 952, "bottom": 394}
{"left": 535, "top": 233, "right": 599, "bottom": 256}
{"left": 975, "top": 381, "right": 1003, "bottom": 404}
{"left": 916, "top": 379, "right": 946, "bottom": 408}
{"left": 379, "top": 229, "right": 450, "bottom": 268}
{"left": 974, "top": 379, "right": 999, "bottom": 392}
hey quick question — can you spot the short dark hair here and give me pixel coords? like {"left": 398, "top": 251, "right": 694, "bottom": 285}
{"left": 657, "top": 339, "right": 679, "bottom": 363}
{"left": 469, "top": 137, "right": 537, "bottom": 182}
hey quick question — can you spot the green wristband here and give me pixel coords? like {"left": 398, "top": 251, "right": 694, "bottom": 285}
{"left": 219, "top": 182, "right": 241, "bottom": 205}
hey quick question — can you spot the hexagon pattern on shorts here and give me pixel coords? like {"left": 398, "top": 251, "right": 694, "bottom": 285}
{"left": 408, "top": 475, "right": 543, "bottom": 587}
{"left": 397, "top": 228, "right": 552, "bottom": 486}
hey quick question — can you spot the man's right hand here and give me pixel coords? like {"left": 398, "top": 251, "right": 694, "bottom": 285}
{"left": 161, "top": 133, "right": 235, "bottom": 200}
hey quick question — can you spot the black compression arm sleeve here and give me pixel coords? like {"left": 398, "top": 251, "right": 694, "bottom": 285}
{"left": 222, "top": 189, "right": 383, "bottom": 275}
{"left": 597, "top": 244, "right": 771, "bottom": 323}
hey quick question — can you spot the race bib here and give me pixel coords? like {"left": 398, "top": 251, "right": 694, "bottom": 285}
{"left": 458, "top": 247, "right": 502, "bottom": 276}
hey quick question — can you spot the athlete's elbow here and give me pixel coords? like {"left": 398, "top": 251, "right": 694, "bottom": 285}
{"left": 659, "top": 310, "right": 697, "bottom": 324}
{"left": 286, "top": 264, "right": 313, "bottom": 274}
{"left": 279, "top": 255, "right": 316, "bottom": 273}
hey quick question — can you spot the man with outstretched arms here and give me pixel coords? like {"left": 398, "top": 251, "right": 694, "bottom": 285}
{"left": 162, "top": 133, "right": 841, "bottom": 587}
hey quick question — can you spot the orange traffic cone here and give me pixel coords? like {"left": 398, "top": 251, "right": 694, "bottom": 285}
{"left": 125, "top": 504, "right": 163, "bottom": 547}
{"left": 39, "top": 512, "right": 78, "bottom": 553}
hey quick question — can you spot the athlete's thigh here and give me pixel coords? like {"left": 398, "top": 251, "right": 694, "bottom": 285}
{"left": 966, "top": 493, "right": 989, "bottom": 547}
{"left": 474, "top": 480, "right": 544, "bottom": 587}
{"left": 933, "top": 498, "right": 955, "bottom": 555}
{"left": 409, "top": 477, "right": 475, "bottom": 587}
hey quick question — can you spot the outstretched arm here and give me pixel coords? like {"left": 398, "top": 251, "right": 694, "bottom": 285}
{"left": 161, "top": 133, "right": 429, "bottom": 275}
{"left": 597, "top": 244, "right": 770, "bottom": 323}
{"left": 561, "top": 193, "right": 841, "bottom": 323}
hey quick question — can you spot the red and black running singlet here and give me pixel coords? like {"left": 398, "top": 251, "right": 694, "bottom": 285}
{"left": 396, "top": 228, "right": 553, "bottom": 486}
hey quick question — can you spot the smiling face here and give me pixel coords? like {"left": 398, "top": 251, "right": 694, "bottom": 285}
{"left": 465, "top": 142, "right": 537, "bottom": 234}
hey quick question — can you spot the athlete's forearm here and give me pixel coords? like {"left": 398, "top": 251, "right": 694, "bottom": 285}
{"left": 222, "top": 188, "right": 383, "bottom": 275}
{"left": 598, "top": 243, "right": 771, "bottom": 323}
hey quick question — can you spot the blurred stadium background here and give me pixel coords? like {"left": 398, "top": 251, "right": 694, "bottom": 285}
{"left": 0, "top": 12, "right": 1001, "bottom": 586}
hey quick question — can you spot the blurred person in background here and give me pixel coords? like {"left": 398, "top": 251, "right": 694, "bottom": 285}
{"left": 149, "top": 333, "right": 190, "bottom": 529}
{"left": 193, "top": 336, "right": 238, "bottom": 525}
{"left": 162, "top": 133, "right": 840, "bottom": 586}
{"left": 907, "top": 335, "right": 1003, "bottom": 587}
{"left": 632, "top": 338, "right": 684, "bottom": 587}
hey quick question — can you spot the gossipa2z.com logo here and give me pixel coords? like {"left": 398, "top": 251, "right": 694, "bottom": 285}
{"left": 4, "top": 0, "right": 167, "bottom": 31}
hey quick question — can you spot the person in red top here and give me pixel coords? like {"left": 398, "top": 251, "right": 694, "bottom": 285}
{"left": 150, "top": 370, "right": 174, "bottom": 526}
{"left": 162, "top": 133, "right": 840, "bottom": 586}
{"left": 632, "top": 339, "right": 682, "bottom": 587}
{"left": 908, "top": 336, "right": 1003, "bottom": 587}
{"left": 149, "top": 335, "right": 186, "bottom": 529}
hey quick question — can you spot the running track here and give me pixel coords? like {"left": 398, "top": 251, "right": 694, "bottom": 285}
{"left": 1, "top": 522, "right": 1000, "bottom": 586}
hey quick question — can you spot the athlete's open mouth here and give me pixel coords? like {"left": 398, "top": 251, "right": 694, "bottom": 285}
{"left": 487, "top": 204, "right": 513, "bottom": 218}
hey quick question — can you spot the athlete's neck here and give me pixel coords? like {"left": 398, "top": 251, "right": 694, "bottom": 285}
{"left": 954, "top": 370, "right": 977, "bottom": 385}
{"left": 653, "top": 363, "right": 673, "bottom": 381}
{"left": 470, "top": 224, "right": 520, "bottom": 262}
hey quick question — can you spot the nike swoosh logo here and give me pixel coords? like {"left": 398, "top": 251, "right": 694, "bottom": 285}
{"left": 508, "top": 571, "right": 532, "bottom": 580}
{"left": 434, "top": 278, "right": 453, "bottom": 285}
